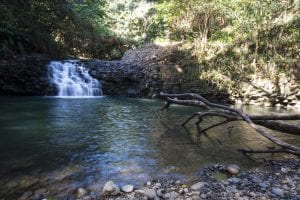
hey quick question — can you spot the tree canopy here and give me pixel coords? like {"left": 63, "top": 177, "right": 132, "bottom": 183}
{"left": 1, "top": 0, "right": 299, "bottom": 61}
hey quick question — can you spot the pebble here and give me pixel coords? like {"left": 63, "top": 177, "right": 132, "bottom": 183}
{"left": 178, "top": 188, "right": 184, "bottom": 194}
{"left": 163, "top": 193, "right": 171, "bottom": 198}
{"left": 191, "top": 182, "right": 208, "bottom": 190}
{"left": 228, "top": 177, "right": 240, "bottom": 184}
{"left": 121, "top": 184, "right": 134, "bottom": 193}
{"left": 145, "top": 189, "right": 157, "bottom": 200}
{"left": 155, "top": 182, "right": 161, "bottom": 188}
{"left": 249, "top": 192, "right": 256, "bottom": 197}
{"left": 272, "top": 188, "right": 284, "bottom": 197}
{"left": 226, "top": 164, "right": 240, "bottom": 175}
{"left": 156, "top": 188, "right": 163, "bottom": 197}
{"left": 169, "top": 191, "right": 179, "bottom": 199}
{"left": 75, "top": 187, "right": 87, "bottom": 198}
{"left": 192, "top": 195, "right": 201, "bottom": 200}
{"left": 102, "top": 181, "right": 120, "bottom": 195}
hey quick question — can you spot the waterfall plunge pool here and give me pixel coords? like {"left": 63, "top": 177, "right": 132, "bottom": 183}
{"left": 0, "top": 97, "right": 299, "bottom": 199}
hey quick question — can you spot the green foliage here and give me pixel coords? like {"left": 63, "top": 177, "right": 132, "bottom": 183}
{"left": 0, "top": 0, "right": 126, "bottom": 59}
{"left": 1, "top": 0, "right": 298, "bottom": 65}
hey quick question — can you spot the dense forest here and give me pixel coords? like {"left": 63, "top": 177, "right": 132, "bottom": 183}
{"left": 1, "top": 0, "right": 299, "bottom": 58}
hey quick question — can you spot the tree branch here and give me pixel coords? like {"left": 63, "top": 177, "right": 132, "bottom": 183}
{"left": 160, "top": 92, "right": 300, "bottom": 156}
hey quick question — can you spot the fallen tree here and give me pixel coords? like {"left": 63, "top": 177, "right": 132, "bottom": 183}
{"left": 160, "top": 92, "right": 300, "bottom": 156}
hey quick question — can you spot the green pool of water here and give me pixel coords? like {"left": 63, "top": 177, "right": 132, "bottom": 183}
{"left": 0, "top": 97, "right": 298, "bottom": 198}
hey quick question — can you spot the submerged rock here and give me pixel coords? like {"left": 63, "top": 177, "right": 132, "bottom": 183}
{"left": 102, "top": 181, "right": 120, "bottom": 196}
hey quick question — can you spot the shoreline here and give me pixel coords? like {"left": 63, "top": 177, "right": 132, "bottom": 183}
{"left": 16, "top": 159, "right": 299, "bottom": 200}
{"left": 101, "top": 159, "right": 300, "bottom": 200}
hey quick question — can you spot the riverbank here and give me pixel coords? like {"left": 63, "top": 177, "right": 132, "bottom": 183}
{"left": 98, "top": 160, "right": 300, "bottom": 200}
{"left": 18, "top": 159, "right": 299, "bottom": 200}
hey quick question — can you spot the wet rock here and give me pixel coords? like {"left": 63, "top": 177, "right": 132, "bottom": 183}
{"left": 156, "top": 188, "right": 163, "bottom": 197}
{"left": 178, "top": 188, "right": 184, "bottom": 194}
{"left": 228, "top": 177, "right": 240, "bottom": 184}
{"left": 258, "top": 182, "right": 268, "bottom": 189}
{"left": 272, "top": 188, "right": 284, "bottom": 197}
{"left": 121, "top": 185, "right": 134, "bottom": 193}
{"left": 146, "top": 181, "right": 152, "bottom": 186}
{"left": 102, "top": 181, "right": 120, "bottom": 195}
{"left": 169, "top": 191, "right": 179, "bottom": 200}
{"left": 155, "top": 182, "right": 162, "bottom": 188}
{"left": 226, "top": 164, "right": 240, "bottom": 175}
{"left": 191, "top": 182, "right": 208, "bottom": 191}
{"left": 83, "top": 196, "right": 92, "bottom": 200}
{"left": 184, "top": 188, "right": 189, "bottom": 193}
{"left": 163, "top": 193, "right": 171, "bottom": 199}
{"left": 145, "top": 189, "right": 157, "bottom": 200}
{"left": 249, "top": 192, "right": 256, "bottom": 197}
{"left": 191, "top": 195, "right": 201, "bottom": 200}
{"left": 76, "top": 187, "right": 88, "bottom": 198}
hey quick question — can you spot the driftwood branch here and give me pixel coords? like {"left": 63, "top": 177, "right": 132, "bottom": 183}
{"left": 253, "top": 120, "right": 300, "bottom": 135}
{"left": 249, "top": 114, "right": 300, "bottom": 120}
{"left": 160, "top": 92, "right": 300, "bottom": 156}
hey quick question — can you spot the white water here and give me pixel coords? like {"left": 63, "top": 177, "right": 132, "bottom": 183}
{"left": 48, "top": 61, "right": 102, "bottom": 97}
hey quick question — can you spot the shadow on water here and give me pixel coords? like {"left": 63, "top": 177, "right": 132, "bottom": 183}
{"left": 0, "top": 97, "right": 299, "bottom": 198}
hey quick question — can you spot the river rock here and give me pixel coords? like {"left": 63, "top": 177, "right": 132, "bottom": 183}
{"left": 156, "top": 188, "right": 163, "bottom": 197}
{"left": 272, "top": 188, "right": 284, "bottom": 197}
{"left": 178, "top": 188, "right": 184, "bottom": 194}
{"left": 102, "top": 181, "right": 120, "bottom": 195}
{"left": 169, "top": 191, "right": 179, "bottom": 200}
{"left": 121, "top": 184, "right": 134, "bottom": 193}
{"left": 192, "top": 195, "right": 201, "bottom": 200}
{"left": 145, "top": 189, "right": 157, "bottom": 200}
{"left": 226, "top": 164, "right": 240, "bottom": 175}
{"left": 155, "top": 182, "right": 162, "bottom": 188}
{"left": 191, "top": 182, "right": 208, "bottom": 191}
{"left": 76, "top": 188, "right": 87, "bottom": 198}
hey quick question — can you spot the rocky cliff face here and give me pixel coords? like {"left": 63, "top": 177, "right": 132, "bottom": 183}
{"left": 231, "top": 74, "right": 300, "bottom": 109}
{"left": 0, "top": 54, "right": 56, "bottom": 96}
{"left": 82, "top": 44, "right": 228, "bottom": 102}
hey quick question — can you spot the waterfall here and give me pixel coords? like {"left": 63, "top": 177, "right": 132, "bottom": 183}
{"left": 48, "top": 60, "right": 102, "bottom": 97}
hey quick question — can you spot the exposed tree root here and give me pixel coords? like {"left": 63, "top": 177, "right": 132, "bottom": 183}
{"left": 160, "top": 92, "right": 300, "bottom": 156}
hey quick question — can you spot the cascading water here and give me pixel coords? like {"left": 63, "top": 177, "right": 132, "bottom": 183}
{"left": 48, "top": 60, "right": 102, "bottom": 97}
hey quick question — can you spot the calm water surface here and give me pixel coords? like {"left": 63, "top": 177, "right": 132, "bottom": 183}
{"left": 0, "top": 97, "right": 299, "bottom": 198}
